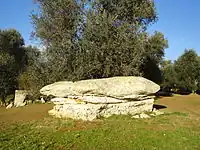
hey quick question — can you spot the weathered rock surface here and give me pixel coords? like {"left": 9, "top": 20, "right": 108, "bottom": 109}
{"left": 14, "top": 90, "right": 27, "bottom": 107}
{"left": 6, "top": 103, "right": 13, "bottom": 109}
{"left": 41, "top": 76, "right": 160, "bottom": 121}
{"left": 51, "top": 96, "right": 126, "bottom": 104}
{"left": 51, "top": 97, "right": 86, "bottom": 105}
{"left": 132, "top": 113, "right": 151, "bottom": 119}
{"left": 40, "top": 97, "right": 46, "bottom": 103}
{"left": 40, "top": 76, "right": 160, "bottom": 99}
{"left": 151, "top": 108, "right": 165, "bottom": 116}
{"left": 132, "top": 109, "right": 165, "bottom": 119}
{"left": 49, "top": 99, "right": 154, "bottom": 121}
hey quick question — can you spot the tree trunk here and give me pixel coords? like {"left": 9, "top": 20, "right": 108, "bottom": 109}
{"left": 0, "top": 94, "right": 6, "bottom": 107}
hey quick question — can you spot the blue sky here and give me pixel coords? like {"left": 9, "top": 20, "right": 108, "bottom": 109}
{"left": 149, "top": 0, "right": 200, "bottom": 60}
{"left": 0, "top": 0, "right": 199, "bottom": 60}
{"left": 0, "top": 0, "right": 36, "bottom": 45}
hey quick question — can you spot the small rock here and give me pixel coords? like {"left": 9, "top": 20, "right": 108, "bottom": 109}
{"left": 153, "top": 108, "right": 164, "bottom": 115}
{"left": 150, "top": 109, "right": 164, "bottom": 116}
{"left": 139, "top": 113, "right": 151, "bottom": 118}
{"left": 149, "top": 113, "right": 156, "bottom": 117}
{"left": 40, "top": 96, "right": 45, "bottom": 103}
{"left": 17, "top": 102, "right": 26, "bottom": 107}
{"left": 131, "top": 115, "right": 140, "bottom": 119}
{"left": 132, "top": 113, "right": 151, "bottom": 119}
{"left": 6, "top": 103, "right": 13, "bottom": 109}
{"left": 153, "top": 108, "right": 157, "bottom": 112}
{"left": 154, "top": 111, "right": 164, "bottom": 116}
{"left": 75, "top": 133, "right": 80, "bottom": 138}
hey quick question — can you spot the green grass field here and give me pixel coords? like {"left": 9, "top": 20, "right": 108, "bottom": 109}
{"left": 1, "top": 95, "right": 200, "bottom": 150}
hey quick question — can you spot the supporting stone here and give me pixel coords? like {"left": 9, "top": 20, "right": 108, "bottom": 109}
{"left": 14, "top": 90, "right": 27, "bottom": 107}
{"left": 48, "top": 99, "right": 154, "bottom": 121}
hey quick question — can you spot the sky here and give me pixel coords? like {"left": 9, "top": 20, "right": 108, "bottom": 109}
{"left": 0, "top": 0, "right": 200, "bottom": 61}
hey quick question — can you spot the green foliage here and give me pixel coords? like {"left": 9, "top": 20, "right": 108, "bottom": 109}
{"left": 160, "top": 50, "right": 200, "bottom": 92}
{"left": 32, "top": 0, "right": 81, "bottom": 82}
{"left": 18, "top": 46, "right": 48, "bottom": 99}
{"left": 142, "top": 32, "right": 168, "bottom": 83}
{"left": 174, "top": 49, "right": 200, "bottom": 91}
{"left": 0, "top": 29, "right": 27, "bottom": 105}
{"left": 145, "top": 31, "right": 168, "bottom": 64}
{"left": 95, "top": 0, "right": 157, "bottom": 28}
{"left": 5, "top": 94, "right": 14, "bottom": 104}
{"left": 32, "top": 0, "right": 168, "bottom": 84}
{"left": 160, "top": 60, "right": 178, "bottom": 89}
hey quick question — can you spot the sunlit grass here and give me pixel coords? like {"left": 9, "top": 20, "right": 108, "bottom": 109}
{"left": 1, "top": 94, "right": 200, "bottom": 150}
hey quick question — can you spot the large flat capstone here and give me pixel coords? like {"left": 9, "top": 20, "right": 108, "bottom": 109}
{"left": 40, "top": 76, "right": 160, "bottom": 99}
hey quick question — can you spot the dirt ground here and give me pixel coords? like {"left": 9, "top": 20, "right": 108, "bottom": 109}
{"left": 157, "top": 94, "right": 200, "bottom": 116}
{"left": 0, "top": 94, "right": 200, "bottom": 123}
{"left": 0, "top": 103, "right": 54, "bottom": 123}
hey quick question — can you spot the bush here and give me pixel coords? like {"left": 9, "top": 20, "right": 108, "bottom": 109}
{"left": 155, "top": 91, "right": 173, "bottom": 97}
{"left": 175, "top": 88, "right": 192, "bottom": 95}
{"left": 18, "top": 46, "right": 49, "bottom": 101}
{"left": 5, "top": 94, "right": 14, "bottom": 104}
{"left": 195, "top": 90, "right": 200, "bottom": 95}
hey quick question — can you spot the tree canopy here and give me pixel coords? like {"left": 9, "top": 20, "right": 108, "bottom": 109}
{"left": 0, "top": 29, "right": 27, "bottom": 104}
{"left": 160, "top": 60, "right": 178, "bottom": 89}
{"left": 160, "top": 49, "right": 200, "bottom": 92}
{"left": 174, "top": 49, "right": 200, "bottom": 91}
{"left": 32, "top": 0, "right": 168, "bottom": 83}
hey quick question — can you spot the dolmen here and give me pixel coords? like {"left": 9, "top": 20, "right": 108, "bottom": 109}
{"left": 40, "top": 76, "right": 160, "bottom": 121}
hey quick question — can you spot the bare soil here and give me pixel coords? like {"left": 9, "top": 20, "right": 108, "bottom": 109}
{"left": 157, "top": 94, "right": 200, "bottom": 116}
{"left": 0, "top": 103, "right": 53, "bottom": 123}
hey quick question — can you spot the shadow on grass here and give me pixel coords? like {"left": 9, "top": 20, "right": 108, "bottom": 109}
{"left": 155, "top": 91, "right": 173, "bottom": 97}
{"left": 153, "top": 104, "right": 167, "bottom": 110}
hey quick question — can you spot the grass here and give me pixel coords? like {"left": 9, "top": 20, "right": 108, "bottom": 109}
{"left": 1, "top": 95, "right": 200, "bottom": 150}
